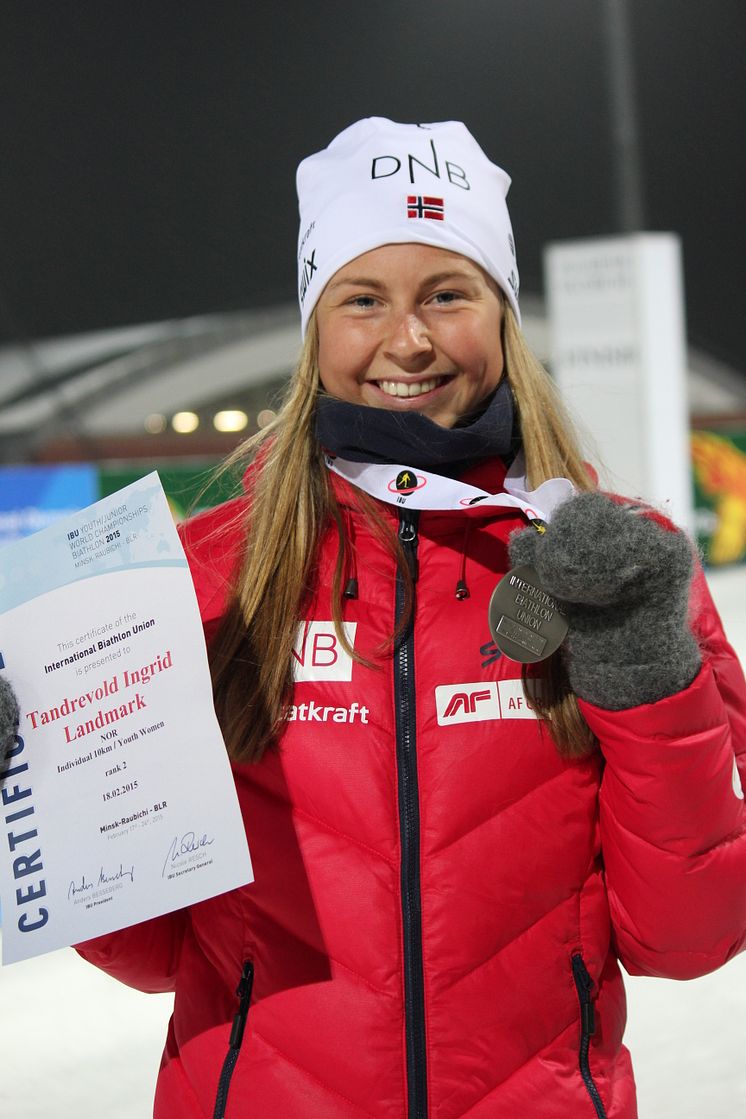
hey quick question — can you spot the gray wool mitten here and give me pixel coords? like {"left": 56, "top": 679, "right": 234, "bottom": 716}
{"left": 508, "top": 492, "right": 701, "bottom": 709}
{"left": 1, "top": 675, "right": 20, "bottom": 754}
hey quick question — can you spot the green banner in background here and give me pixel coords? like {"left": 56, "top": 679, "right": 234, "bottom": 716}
{"left": 98, "top": 463, "right": 237, "bottom": 522}
{"left": 691, "top": 429, "right": 746, "bottom": 566}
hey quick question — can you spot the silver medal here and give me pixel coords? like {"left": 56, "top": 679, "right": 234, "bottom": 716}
{"left": 488, "top": 565, "right": 568, "bottom": 664}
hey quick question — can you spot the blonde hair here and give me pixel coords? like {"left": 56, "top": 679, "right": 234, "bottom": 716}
{"left": 209, "top": 303, "right": 596, "bottom": 762}
{"left": 498, "top": 309, "right": 596, "bottom": 756}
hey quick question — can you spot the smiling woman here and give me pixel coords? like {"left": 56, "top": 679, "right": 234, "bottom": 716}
{"left": 316, "top": 244, "right": 505, "bottom": 429}
{"left": 65, "top": 118, "right": 746, "bottom": 1119}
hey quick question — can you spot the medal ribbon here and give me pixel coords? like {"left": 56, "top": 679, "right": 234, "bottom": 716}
{"left": 324, "top": 450, "right": 575, "bottom": 526}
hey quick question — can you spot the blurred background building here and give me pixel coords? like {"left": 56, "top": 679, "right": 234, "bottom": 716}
{"left": 2, "top": 0, "right": 745, "bottom": 557}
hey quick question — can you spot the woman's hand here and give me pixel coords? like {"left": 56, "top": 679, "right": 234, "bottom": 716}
{"left": 509, "top": 492, "right": 702, "bottom": 709}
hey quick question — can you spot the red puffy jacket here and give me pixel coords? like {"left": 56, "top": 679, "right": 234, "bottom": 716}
{"left": 77, "top": 457, "right": 746, "bottom": 1118}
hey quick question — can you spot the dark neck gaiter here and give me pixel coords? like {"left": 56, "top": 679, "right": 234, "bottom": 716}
{"left": 315, "top": 379, "right": 518, "bottom": 473}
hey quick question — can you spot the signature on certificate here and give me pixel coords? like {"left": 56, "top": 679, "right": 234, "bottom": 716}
{"left": 162, "top": 830, "right": 215, "bottom": 878}
{"left": 68, "top": 863, "right": 135, "bottom": 900}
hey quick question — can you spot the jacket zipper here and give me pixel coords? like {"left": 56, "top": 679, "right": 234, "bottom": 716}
{"left": 395, "top": 508, "right": 428, "bottom": 1119}
{"left": 212, "top": 959, "right": 254, "bottom": 1119}
{"left": 571, "top": 953, "right": 608, "bottom": 1119}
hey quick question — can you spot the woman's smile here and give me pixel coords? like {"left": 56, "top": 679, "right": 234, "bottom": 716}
{"left": 368, "top": 373, "right": 455, "bottom": 401}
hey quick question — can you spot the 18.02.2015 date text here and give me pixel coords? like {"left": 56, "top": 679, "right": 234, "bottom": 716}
{"left": 102, "top": 780, "right": 139, "bottom": 802}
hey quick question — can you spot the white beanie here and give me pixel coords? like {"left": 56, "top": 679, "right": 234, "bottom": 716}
{"left": 296, "top": 117, "right": 520, "bottom": 336}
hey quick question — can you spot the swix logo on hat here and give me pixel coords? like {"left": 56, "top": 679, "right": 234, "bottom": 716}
{"left": 435, "top": 679, "right": 536, "bottom": 725}
{"left": 298, "top": 248, "right": 318, "bottom": 305}
{"left": 407, "top": 195, "right": 445, "bottom": 220}
{"left": 292, "top": 621, "right": 356, "bottom": 682}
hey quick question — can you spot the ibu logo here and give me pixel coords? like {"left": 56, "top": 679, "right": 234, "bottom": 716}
{"left": 292, "top": 621, "right": 356, "bottom": 682}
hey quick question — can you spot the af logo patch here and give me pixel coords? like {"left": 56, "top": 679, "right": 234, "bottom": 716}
{"left": 435, "top": 679, "right": 536, "bottom": 725}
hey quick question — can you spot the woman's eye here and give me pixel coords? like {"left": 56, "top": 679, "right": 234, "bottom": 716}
{"left": 431, "top": 291, "right": 460, "bottom": 305}
{"left": 348, "top": 295, "right": 377, "bottom": 309}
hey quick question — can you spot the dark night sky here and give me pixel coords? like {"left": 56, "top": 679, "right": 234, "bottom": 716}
{"left": 1, "top": 1, "right": 743, "bottom": 367}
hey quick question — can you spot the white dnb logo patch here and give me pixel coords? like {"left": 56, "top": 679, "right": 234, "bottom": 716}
{"left": 292, "top": 621, "right": 357, "bottom": 682}
{"left": 435, "top": 679, "right": 536, "bottom": 725}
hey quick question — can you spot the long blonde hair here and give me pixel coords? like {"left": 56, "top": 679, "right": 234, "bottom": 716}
{"left": 209, "top": 304, "right": 596, "bottom": 763}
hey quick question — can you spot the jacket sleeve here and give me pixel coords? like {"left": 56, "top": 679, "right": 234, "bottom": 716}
{"left": 74, "top": 909, "right": 187, "bottom": 993}
{"left": 578, "top": 565, "right": 746, "bottom": 979}
{"left": 177, "top": 492, "right": 247, "bottom": 644}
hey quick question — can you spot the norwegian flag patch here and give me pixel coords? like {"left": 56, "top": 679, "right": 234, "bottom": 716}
{"left": 407, "top": 195, "right": 445, "bottom": 220}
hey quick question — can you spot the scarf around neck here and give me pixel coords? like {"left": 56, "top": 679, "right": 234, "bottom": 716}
{"left": 314, "top": 379, "right": 518, "bottom": 472}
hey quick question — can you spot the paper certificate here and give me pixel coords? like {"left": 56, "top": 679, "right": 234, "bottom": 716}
{"left": 0, "top": 473, "right": 253, "bottom": 964}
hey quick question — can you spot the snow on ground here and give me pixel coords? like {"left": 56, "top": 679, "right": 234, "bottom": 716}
{"left": 1, "top": 566, "right": 745, "bottom": 1118}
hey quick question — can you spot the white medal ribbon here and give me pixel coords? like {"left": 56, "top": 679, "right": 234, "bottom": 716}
{"left": 325, "top": 450, "right": 576, "bottom": 524}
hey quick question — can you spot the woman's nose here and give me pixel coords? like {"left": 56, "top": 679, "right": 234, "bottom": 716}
{"left": 384, "top": 313, "right": 434, "bottom": 365}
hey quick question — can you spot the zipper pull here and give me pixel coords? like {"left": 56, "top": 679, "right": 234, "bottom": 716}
{"left": 581, "top": 993, "right": 596, "bottom": 1037}
{"left": 229, "top": 960, "right": 254, "bottom": 1050}
{"left": 571, "top": 954, "right": 596, "bottom": 1036}
{"left": 398, "top": 509, "right": 420, "bottom": 583}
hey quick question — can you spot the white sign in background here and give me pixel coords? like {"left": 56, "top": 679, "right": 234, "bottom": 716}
{"left": 0, "top": 473, "right": 253, "bottom": 964}
{"left": 544, "top": 233, "right": 694, "bottom": 531}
